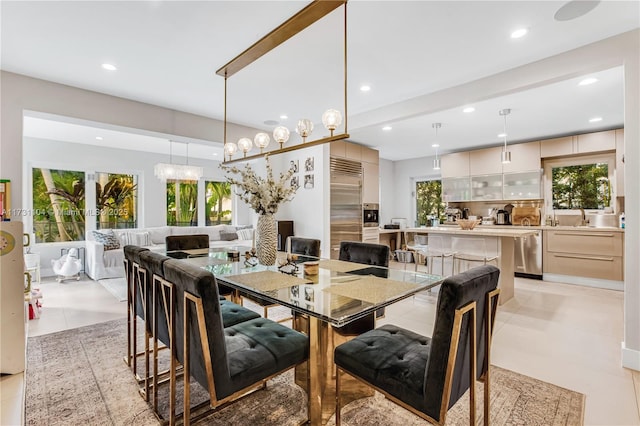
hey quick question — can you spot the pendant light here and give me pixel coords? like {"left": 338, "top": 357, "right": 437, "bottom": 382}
{"left": 432, "top": 123, "right": 441, "bottom": 170}
{"left": 500, "top": 108, "right": 512, "bottom": 164}
{"left": 154, "top": 140, "right": 203, "bottom": 181}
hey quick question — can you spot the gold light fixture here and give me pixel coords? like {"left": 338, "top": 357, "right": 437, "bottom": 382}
{"left": 500, "top": 108, "right": 512, "bottom": 164}
{"left": 218, "top": 1, "right": 349, "bottom": 164}
{"left": 296, "top": 119, "right": 314, "bottom": 143}
{"left": 432, "top": 123, "right": 441, "bottom": 170}
{"left": 273, "top": 126, "right": 290, "bottom": 149}
{"left": 237, "top": 137, "right": 253, "bottom": 157}
{"left": 224, "top": 141, "right": 238, "bottom": 161}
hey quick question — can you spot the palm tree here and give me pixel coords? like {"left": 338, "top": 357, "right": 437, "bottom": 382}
{"left": 206, "top": 181, "right": 231, "bottom": 225}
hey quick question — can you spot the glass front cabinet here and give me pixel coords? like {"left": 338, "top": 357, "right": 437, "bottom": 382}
{"left": 503, "top": 170, "right": 542, "bottom": 200}
{"left": 442, "top": 177, "right": 470, "bottom": 202}
{"left": 471, "top": 174, "right": 503, "bottom": 201}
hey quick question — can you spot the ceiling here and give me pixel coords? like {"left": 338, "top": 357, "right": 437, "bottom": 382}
{"left": 2, "top": 1, "right": 638, "bottom": 161}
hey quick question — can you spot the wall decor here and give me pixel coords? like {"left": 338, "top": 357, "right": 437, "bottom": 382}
{"left": 290, "top": 175, "right": 299, "bottom": 188}
{"left": 305, "top": 156, "right": 314, "bottom": 172}
{"left": 304, "top": 174, "right": 314, "bottom": 189}
{"left": 289, "top": 159, "right": 299, "bottom": 174}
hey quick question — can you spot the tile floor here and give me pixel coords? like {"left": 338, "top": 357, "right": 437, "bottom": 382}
{"left": 2, "top": 266, "right": 639, "bottom": 425}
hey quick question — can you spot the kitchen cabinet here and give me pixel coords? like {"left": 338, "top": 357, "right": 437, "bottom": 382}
{"left": 616, "top": 128, "right": 624, "bottom": 197}
{"left": 362, "top": 161, "right": 379, "bottom": 203}
{"left": 577, "top": 130, "right": 615, "bottom": 153}
{"left": 503, "top": 170, "right": 542, "bottom": 200}
{"left": 502, "top": 141, "right": 541, "bottom": 173}
{"left": 469, "top": 147, "right": 503, "bottom": 175}
{"left": 543, "top": 229, "right": 624, "bottom": 281}
{"left": 345, "top": 143, "right": 362, "bottom": 161}
{"left": 470, "top": 174, "right": 502, "bottom": 201}
{"left": 540, "top": 130, "right": 616, "bottom": 158}
{"left": 442, "top": 177, "right": 470, "bottom": 202}
{"left": 362, "top": 227, "right": 380, "bottom": 244}
{"left": 330, "top": 140, "right": 347, "bottom": 158}
{"left": 540, "top": 136, "right": 576, "bottom": 158}
{"left": 361, "top": 146, "right": 378, "bottom": 164}
{"left": 440, "top": 151, "right": 470, "bottom": 178}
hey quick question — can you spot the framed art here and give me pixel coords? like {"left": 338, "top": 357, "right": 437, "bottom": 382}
{"left": 304, "top": 174, "right": 314, "bottom": 189}
{"left": 305, "top": 156, "right": 314, "bottom": 172}
{"left": 289, "top": 159, "right": 299, "bottom": 174}
{"left": 290, "top": 175, "right": 299, "bottom": 188}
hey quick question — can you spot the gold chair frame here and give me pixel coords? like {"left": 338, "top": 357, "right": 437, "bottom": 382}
{"left": 336, "top": 288, "right": 500, "bottom": 426}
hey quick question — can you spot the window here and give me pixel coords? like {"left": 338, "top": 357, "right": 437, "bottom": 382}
{"left": 167, "top": 180, "right": 198, "bottom": 226}
{"left": 545, "top": 153, "right": 614, "bottom": 211}
{"left": 415, "top": 180, "right": 445, "bottom": 226}
{"left": 95, "top": 172, "right": 138, "bottom": 230}
{"left": 32, "top": 168, "right": 85, "bottom": 242}
{"left": 205, "top": 181, "right": 232, "bottom": 225}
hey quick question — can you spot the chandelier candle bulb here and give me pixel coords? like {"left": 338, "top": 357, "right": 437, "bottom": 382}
{"left": 322, "top": 109, "right": 342, "bottom": 136}
{"left": 273, "top": 126, "right": 290, "bottom": 149}
{"left": 237, "top": 138, "right": 253, "bottom": 157}
{"left": 254, "top": 133, "right": 271, "bottom": 153}
{"left": 296, "top": 119, "right": 314, "bottom": 142}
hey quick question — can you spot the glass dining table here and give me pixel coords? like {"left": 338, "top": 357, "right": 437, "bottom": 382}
{"left": 167, "top": 245, "right": 444, "bottom": 425}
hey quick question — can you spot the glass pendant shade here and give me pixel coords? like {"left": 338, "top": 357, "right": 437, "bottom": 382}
{"left": 154, "top": 140, "right": 203, "bottom": 180}
{"left": 501, "top": 150, "right": 512, "bottom": 164}
{"left": 499, "top": 108, "right": 512, "bottom": 164}
{"left": 433, "top": 158, "right": 441, "bottom": 170}
{"left": 273, "top": 126, "right": 290, "bottom": 149}
{"left": 254, "top": 132, "right": 271, "bottom": 153}
{"left": 322, "top": 109, "right": 342, "bottom": 135}
{"left": 296, "top": 119, "right": 314, "bottom": 142}
{"left": 237, "top": 138, "right": 253, "bottom": 157}
{"left": 224, "top": 142, "right": 238, "bottom": 160}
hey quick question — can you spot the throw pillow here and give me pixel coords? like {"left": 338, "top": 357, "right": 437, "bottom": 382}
{"left": 92, "top": 230, "right": 120, "bottom": 251}
{"left": 132, "top": 232, "right": 150, "bottom": 247}
{"left": 236, "top": 228, "right": 254, "bottom": 241}
{"left": 219, "top": 231, "right": 239, "bottom": 241}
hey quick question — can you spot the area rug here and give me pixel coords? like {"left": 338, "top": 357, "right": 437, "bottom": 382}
{"left": 98, "top": 277, "right": 127, "bottom": 302}
{"left": 24, "top": 319, "right": 585, "bottom": 425}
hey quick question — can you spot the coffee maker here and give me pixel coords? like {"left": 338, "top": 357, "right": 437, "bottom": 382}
{"left": 445, "top": 208, "right": 461, "bottom": 223}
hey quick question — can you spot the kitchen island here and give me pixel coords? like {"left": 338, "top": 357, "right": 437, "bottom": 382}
{"left": 404, "top": 226, "right": 539, "bottom": 304}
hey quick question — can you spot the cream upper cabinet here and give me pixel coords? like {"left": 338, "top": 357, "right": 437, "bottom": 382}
{"left": 502, "top": 141, "right": 541, "bottom": 173}
{"left": 440, "top": 151, "right": 470, "bottom": 178}
{"left": 330, "top": 140, "right": 347, "bottom": 158}
{"left": 362, "top": 161, "right": 380, "bottom": 204}
{"left": 616, "top": 128, "right": 624, "bottom": 197}
{"left": 469, "top": 147, "right": 503, "bottom": 175}
{"left": 540, "top": 136, "right": 576, "bottom": 158}
{"left": 577, "top": 130, "right": 615, "bottom": 153}
{"left": 361, "top": 146, "right": 379, "bottom": 164}
{"left": 345, "top": 143, "right": 362, "bottom": 161}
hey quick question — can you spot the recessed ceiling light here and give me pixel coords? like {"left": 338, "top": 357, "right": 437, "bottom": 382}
{"left": 497, "top": 133, "right": 507, "bottom": 138}
{"left": 101, "top": 63, "right": 117, "bottom": 71}
{"left": 432, "top": 143, "right": 440, "bottom": 148}
{"left": 95, "top": 136, "right": 103, "bottom": 141}
{"left": 510, "top": 28, "right": 528, "bottom": 39}
{"left": 280, "top": 114, "right": 288, "bottom": 119}
{"left": 360, "top": 85, "right": 371, "bottom": 92}
{"left": 382, "top": 126, "right": 392, "bottom": 131}
{"left": 579, "top": 77, "right": 598, "bottom": 86}
{"left": 213, "top": 153, "right": 218, "bottom": 156}
{"left": 463, "top": 106, "right": 475, "bottom": 113}
{"left": 589, "top": 117, "right": 603, "bottom": 123}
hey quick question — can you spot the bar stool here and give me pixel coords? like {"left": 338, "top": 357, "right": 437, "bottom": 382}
{"left": 414, "top": 235, "right": 454, "bottom": 277}
{"left": 451, "top": 237, "right": 498, "bottom": 274}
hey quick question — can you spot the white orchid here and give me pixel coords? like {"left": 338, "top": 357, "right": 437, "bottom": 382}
{"left": 220, "top": 154, "right": 298, "bottom": 215}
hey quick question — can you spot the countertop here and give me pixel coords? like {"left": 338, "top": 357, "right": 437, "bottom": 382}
{"left": 402, "top": 226, "right": 539, "bottom": 238}
{"left": 382, "top": 224, "right": 625, "bottom": 234}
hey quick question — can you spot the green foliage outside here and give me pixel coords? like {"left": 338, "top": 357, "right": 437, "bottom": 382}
{"left": 552, "top": 163, "right": 610, "bottom": 209}
{"left": 205, "top": 181, "right": 232, "bottom": 225}
{"left": 96, "top": 173, "right": 137, "bottom": 229}
{"left": 416, "top": 180, "right": 445, "bottom": 226}
{"left": 32, "top": 168, "right": 85, "bottom": 242}
{"left": 167, "top": 180, "right": 198, "bottom": 226}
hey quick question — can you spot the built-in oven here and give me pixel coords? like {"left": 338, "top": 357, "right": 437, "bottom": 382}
{"left": 363, "top": 203, "right": 379, "bottom": 227}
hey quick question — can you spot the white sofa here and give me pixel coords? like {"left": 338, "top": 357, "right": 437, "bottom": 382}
{"left": 85, "top": 225, "right": 253, "bottom": 280}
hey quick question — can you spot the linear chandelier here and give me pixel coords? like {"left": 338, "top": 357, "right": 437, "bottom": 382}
{"left": 154, "top": 141, "right": 203, "bottom": 181}
{"left": 217, "top": 0, "right": 349, "bottom": 164}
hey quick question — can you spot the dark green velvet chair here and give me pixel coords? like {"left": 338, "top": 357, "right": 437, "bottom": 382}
{"left": 162, "top": 259, "right": 309, "bottom": 425}
{"left": 334, "top": 265, "right": 500, "bottom": 426}
{"left": 122, "top": 245, "right": 150, "bottom": 380}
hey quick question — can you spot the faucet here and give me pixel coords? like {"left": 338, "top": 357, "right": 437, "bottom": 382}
{"left": 578, "top": 208, "right": 589, "bottom": 226}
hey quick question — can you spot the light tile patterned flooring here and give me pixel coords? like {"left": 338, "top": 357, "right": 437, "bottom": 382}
{"left": 2, "top": 265, "right": 639, "bottom": 425}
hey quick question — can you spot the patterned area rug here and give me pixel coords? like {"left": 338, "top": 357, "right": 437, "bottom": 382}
{"left": 24, "top": 318, "right": 584, "bottom": 425}
{"left": 97, "top": 277, "right": 127, "bottom": 302}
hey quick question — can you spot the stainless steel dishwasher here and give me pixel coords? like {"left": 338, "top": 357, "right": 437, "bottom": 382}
{"left": 514, "top": 229, "right": 542, "bottom": 279}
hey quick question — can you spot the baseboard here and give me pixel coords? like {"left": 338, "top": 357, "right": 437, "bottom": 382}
{"left": 622, "top": 342, "right": 640, "bottom": 371}
{"left": 542, "top": 273, "right": 623, "bottom": 291}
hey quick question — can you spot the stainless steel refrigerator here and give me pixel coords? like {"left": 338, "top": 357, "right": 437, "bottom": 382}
{"left": 330, "top": 158, "right": 362, "bottom": 259}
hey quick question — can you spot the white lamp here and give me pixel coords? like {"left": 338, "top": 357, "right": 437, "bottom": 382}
{"left": 237, "top": 138, "right": 253, "bottom": 157}
{"left": 224, "top": 142, "right": 238, "bottom": 161}
{"left": 296, "top": 119, "right": 314, "bottom": 143}
{"left": 432, "top": 123, "right": 442, "bottom": 170}
{"left": 322, "top": 109, "right": 342, "bottom": 136}
{"left": 500, "top": 108, "right": 512, "bottom": 164}
{"left": 273, "top": 126, "right": 290, "bottom": 149}
{"left": 254, "top": 132, "right": 271, "bottom": 153}
{"left": 154, "top": 140, "right": 203, "bottom": 181}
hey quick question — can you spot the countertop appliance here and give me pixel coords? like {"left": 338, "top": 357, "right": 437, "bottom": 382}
{"left": 515, "top": 229, "right": 542, "bottom": 279}
{"left": 445, "top": 208, "right": 461, "bottom": 223}
{"left": 0, "top": 221, "right": 27, "bottom": 374}
{"left": 496, "top": 210, "right": 511, "bottom": 225}
{"left": 330, "top": 158, "right": 363, "bottom": 259}
{"left": 363, "top": 203, "right": 379, "bottom": 227}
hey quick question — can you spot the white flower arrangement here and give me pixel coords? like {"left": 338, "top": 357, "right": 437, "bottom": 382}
{"left": 221, "top": 154, "right": 298, "bottom": 215}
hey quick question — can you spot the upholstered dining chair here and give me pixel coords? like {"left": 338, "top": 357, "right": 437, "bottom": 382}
{"left": 241, "top": 236, "right": 321, "bottom": 320}
{"left": 161, "top": 259, "right": 309, "bottom": 425}
{"left": 334, "top": 265, "right": 500, "bottom": 426}
{"left": 123, "top": 245, "right": 150, "bottom": 381}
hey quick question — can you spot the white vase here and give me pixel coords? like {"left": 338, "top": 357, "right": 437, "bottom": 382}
{"left": 257, "top": 214, "right": 277, "bottom": 266}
